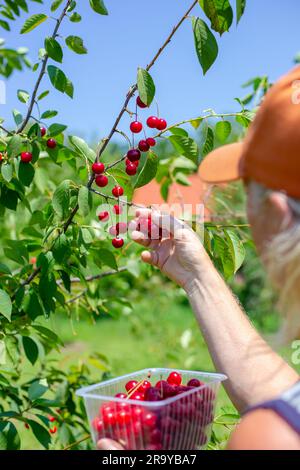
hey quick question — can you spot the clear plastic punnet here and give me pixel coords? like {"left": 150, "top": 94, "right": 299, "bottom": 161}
{"left": 76, "top": 368, "right": 227, "bottom": 450}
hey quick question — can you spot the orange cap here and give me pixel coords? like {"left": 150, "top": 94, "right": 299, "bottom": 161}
{"left": 199, "top": 66, "right": 300, "bottom": 199}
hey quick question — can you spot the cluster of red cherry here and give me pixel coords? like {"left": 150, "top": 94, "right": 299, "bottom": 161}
{"left": 18, "top": 127, "right": 57, "bottom": 163}
{"left": 94, "top": 96, "right": 168, "bottom": 249}
{"left": 92, "top": 371, "right": 215, "bottom": 450}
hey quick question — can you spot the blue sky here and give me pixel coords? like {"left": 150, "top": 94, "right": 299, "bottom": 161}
{"left": 2, "top": 0, "right": 300, "bottom": 143}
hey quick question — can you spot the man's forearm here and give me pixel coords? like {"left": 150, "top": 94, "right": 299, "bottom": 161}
{"left": 186, "top": 262, "right": 299, "bottom": 412}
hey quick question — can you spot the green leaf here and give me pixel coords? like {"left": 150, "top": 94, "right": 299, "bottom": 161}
{"left": 213, "top": 234, "right": 234, "bottom": 280}
{"left": 53, "top": 233, "right": 70, "bottom": 263}
{"left": 137, "top": 68, "right": 155, "bottom": 106}
{"left": 12, "top": 109, "right": 23, "bottom": 126}
{"left": 27, "top": 420, "right": 51, "bottom": 449}
{"left": 1, "top": 163, "right": 13, "bottom": 182}
{"left": 70, "top": 12, "right": 82, "bottom": 22}
{"left": 65, "top": 78, "right": 74, "bottom": 98}
{"left": 20, "top": 14, "right": 47, "bottom": 34}
{"left": 89, "top": 0, "right": 108, "bottom": 15}
{"left": 48, "top": 123, "right": 67, "bottom": 136}
{"left": 0, "top": 188, "right": 18, "bottom": 211}
{"left": 224, "top": 229, "right": 245, "bottom": 274}
{"left": 134, "top": 151, "right": 158, "bottom": 189}
{"left": 52, "top": 180, "right": 71, "bottom": 219}
{"left": 22, "top": 336, "right": 39, "bottom": 365}
{"left": 37, "top": 90, "right": 49, "bottom": 101}
{"left": 45, "top": 37, "right": 63, "bottom": 63}
{"left": 0, "top": 263, "right": 11, "bottom": 275}
{"left": 6, "top": 134, "right": 22, "bottom": 158}
{"left": 97, "top": 249, "right": 118, "bottom": 271}
{"left": 78, "top": 186, "right": 92, "bottom": 217}
{"left": 65, "top": 35, "right": 87, "bottom": 54}
{"left": 169, "top": 128, "right": 188, "bottom": 137}
{"left": 215, "top": 120, "right": 231, "bottom": 142}
{"left": 18, "top": 162, "right": 35, "bottom": 187}
{"left": 198, "top": 0, "right": 233, "bottom": 35}
{"left": 69, "top": 135, "right": 96, "bottom": 162}
{"left": 51, "top": 0, "right": 64, "bottom": 12}
{"left": 203, "top": 127, "right": 214, "bottom": 156}
{"left": 169, "top": 135, "right": 199, "bottom": 163}
{"left": 0, "top": 340, "right": 6, "bottom": 365}
{"left": 47, "top": 65, "right": 67, "bottom": 93}
{"left": 28, "top": 379, "right": 48, "bottom": 401}
{"left": 0, "top": 290, "right": 12, "bottom": 321}
{"left": 175, "top": 172, "right": 191, "bottom": 186}
{"left": 236, "top": 0, "right": 246, "bottom": 24}
{"left": 41, "top": 110, "right": 58, "bottom": 119}
{"left": 17, "top": 89, "right": 29, "bottom": 103}
{"left": 192, "top": 17, "right": 218, "bottom": 75}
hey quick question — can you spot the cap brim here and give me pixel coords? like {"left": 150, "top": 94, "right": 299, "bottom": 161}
{"left": 199, "top": 142, "right": 244, "bottom": 184}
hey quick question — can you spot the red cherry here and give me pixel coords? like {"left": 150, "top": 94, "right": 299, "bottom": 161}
{"left": 113, "top": 204, "right": 122, "bottom": 215}
{"left": 47, "top": 138, "right": 57, "bottom": 149}
{"left": 146, "top": 137, "right": 156, "bottom": 147}
{"left": 116, "top": 222, "right": 127, "bottom": 234}
{"left": 132, "top": 420, "right": 143, "bottom": 436}
{"left": 132, "top": 406, "right": 144, "bottom": 420}
{"left": 112, "top": 237, "right": 124, "bottom": 249}
{"left": 0, "top": 153, "right": 3, "bottom": 162}
{"left": 21, "top": 152, "right": 32, "bottom": 163}
{"left": 92, "top": 417, "right": 104, "bottom": 433}
{"left": 48, "top": 415, "right": 56, "bottom": 423}
{"left": 25, "top": 423, "right": 30, "bottom": 430}
{"left": 98, "top": 211, "right": 109, "bottom": 222}
{"left": 130, "top": 392, "right": 144, "bottom": 401}
{"left": 92, "top": 162, "right": 105, "bottom": 174}
{"left": 127, "top": 149, "right": 141, "bottom": 162}
{"left": 49, "top": 426, "right": 57, "bottom": 435}
{"left": 115, "top": 392, "right": 127, "bottom": 399}
{"left": 187, "top": 378, "right": 203, "bottom": 388}
{"left": 95, "top": 175, "right": 109, "bottom": 187}
{"left": 126, "top": 162, "right": 137, "bottom": 176}
{"left": 167, "top": 371, "right": 182, "bottom": 386}
{"left": 102, "top": 410, "right": 116, "bottom": 426}
{"left": 116, "top": 410, "right": 131, "bottom": 426}
{"left": 138, "top": 140, "right": 150, "bottom": 152}
{"left": 126, "top": 158, "right": 139, "bottom": 167}
{"left": 136, "top": 96, "right": 147, "bottom": 108}
{"left": 30, "top": 257, "right": 37, "bottom": 265}
{"left": 156, "top": 118, "right": 167, "bottom": 131}
{"left": 146, "top": 116, "right": 159, "bottom": 129}
{"left": 125, "top": 380, "right": 138, "bottom": 393}
{"left": 144, "top": 387, "right": 162, "bottom": 401}
{"left": 40, "top": 127, "right": 46, "bottom": 137}
{"left": 112, "top": 186, "right": 124, "bottom": 197}
{"left": 138, "top": 380, "right": 151, "bottom": 393}
{"left": 142, "top": 412, "right": 157, "bottom": 430}
{"left": 130, "top": 121, "right": 143, "bottom": 133}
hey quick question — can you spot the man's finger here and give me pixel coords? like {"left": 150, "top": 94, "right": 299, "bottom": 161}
{"left": 97, "top": 438, "right": 124, "bottom": 450}
{"left": 141, "top": 250, "right": 159, "bottom": 266}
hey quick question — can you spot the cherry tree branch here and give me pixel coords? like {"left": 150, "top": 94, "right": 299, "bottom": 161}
{"left": 17, "top": 0, "right": 72, "bottom": 133}
{"left": 13, "top": 0, "right": 199, "bottom": 297}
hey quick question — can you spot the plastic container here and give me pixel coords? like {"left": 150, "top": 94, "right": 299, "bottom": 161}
{"left": 76, "top": 368, "right": 227, "bottom": 450}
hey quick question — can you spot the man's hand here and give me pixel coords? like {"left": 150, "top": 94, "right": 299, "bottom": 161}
{"left": 130, "top": 208, "right": 212, "bottom": 293}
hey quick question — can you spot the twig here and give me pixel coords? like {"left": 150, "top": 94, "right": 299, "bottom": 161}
{"left": 89, "top": 187, "right": 143, "bottom": 208}
{"left": 57, "top": 267, "right": 127, "bottom": 286}
{"left": 17, "top": 0, "right": 72, "bottom": 133}
{"left": 63, "top": 434, "right": 90, "bottom": 450}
